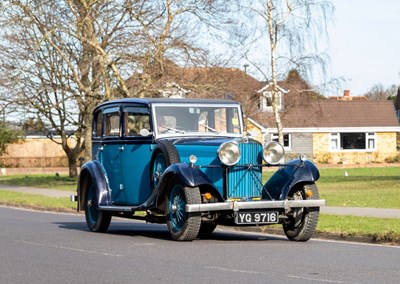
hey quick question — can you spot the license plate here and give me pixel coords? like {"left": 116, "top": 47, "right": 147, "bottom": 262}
{"left": 235, "top": 211, "right": 279, "bottom": 225}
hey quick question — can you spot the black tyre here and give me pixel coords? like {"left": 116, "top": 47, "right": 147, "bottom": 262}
{"left": 197, "top": 222, "right": 217, "bottom": 238}
{"left": 150, "top": 141, "right": 180, "bottom": 189}
{"left": 85, "top": 180, "right": 111, "bottom": 232}
{"left": 283, "top": 183, "right": 320, "bottom": 242}
{"left": 165, "top": 180, "right": 201, "bottom": 241}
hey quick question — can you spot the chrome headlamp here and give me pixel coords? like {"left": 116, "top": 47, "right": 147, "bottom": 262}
{"left": 263, "top": 141, "right": 285, "bottom": 165}
{"left": 218, "top": 141, "right": 241, "bottom": 166}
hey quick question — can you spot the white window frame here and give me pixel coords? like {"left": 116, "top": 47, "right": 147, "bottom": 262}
{"left": 366, "top": 133, "right": 377, "bottom": 151}
{"left": 260, "top": 91, "right": 282, "bottom": 112}
{"left": 270, "top": 133, "right": 291, "bottom": 150}
{"left": 329, "top": 132, "right": 376, "bottom": 151}
{"left": 330, "top": 133, "right": 339, "bottom": 150}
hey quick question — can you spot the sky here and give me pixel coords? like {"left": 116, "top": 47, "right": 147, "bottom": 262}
{"left": 327, "top": 0, "right": 400, "bottom": 96}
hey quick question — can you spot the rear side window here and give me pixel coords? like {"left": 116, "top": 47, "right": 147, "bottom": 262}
{"left": 104, "top": 107, "right": 121, "bottom": 137}
{"left": 93, "top": 111, "right": 103, "bottom": 137}
{"left": 105, "top": 113, "right": 120, "bottom": 136}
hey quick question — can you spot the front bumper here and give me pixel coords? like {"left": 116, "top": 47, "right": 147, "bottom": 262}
{"left": 186, "top": 199, "right": 326, "bottom": 213}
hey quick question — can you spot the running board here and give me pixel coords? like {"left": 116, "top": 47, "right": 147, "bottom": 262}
{"left": 99, "top": 205, "right": 138, "bottom": 212}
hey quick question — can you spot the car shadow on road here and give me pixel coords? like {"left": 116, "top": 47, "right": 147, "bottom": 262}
{"left": 54, "top": 219, "right": 287, "bottom": 242}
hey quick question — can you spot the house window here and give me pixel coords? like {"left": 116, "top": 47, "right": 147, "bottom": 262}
{"left": 330, "top": 133, "right": 376, "bottom": 151}
{"left": 366, "top": 133, "right": 376, "bottom": 150}
{"left": 330, "top": 133, "right": 339, "bottom": 150}
{"left": 271, "top": 133, "right": 291, "bottom": 149}
{"left": 259, "top": 91, "right": 282, "bottom": 111}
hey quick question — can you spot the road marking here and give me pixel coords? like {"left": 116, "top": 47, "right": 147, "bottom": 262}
{"left": 287, "top": 275, "right": 357, "bottom": 283}
{"left": 15, "top": 240, "right": 124, "bottom": 257}
{"left": 204, "top": 266, "right": 357, "bottom": 283}
{"left": 204, "top": 266, "right": 273, "bottom": 276}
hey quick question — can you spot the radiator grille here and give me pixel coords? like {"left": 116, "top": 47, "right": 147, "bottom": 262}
{"left": 227, "top": 142, "right": 263, "bottom": 199}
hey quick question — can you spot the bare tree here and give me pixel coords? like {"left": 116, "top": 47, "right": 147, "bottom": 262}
{"left": 364, "top": 84, "right": 397, "bottom": 101}
{"left": 230, "top": 0, "right": 334, "bottom": 144}
{"left": 0, "top": 0, "right": 228, "bottom": 176}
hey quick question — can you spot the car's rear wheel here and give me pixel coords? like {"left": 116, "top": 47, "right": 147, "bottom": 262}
{"left": 165, "top": 180, "right": 201, "bottom": 241}
{"left": 283, "top": 183, "right": 320, "bottom": 242}
{"left": 85, "top": 180, "right": 111, "bottom": 232}
{"left": 150, "top": 141, "right": 180, "bottom": 189}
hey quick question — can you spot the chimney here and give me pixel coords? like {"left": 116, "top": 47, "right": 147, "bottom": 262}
{"left": 344, "top": 90, "right": 350, "bottom": 97}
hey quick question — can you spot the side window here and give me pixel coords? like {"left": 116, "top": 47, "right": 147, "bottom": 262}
{"left": 124, "top": 106, "right": 150, "bottom": 136}
{"left": 105, "top": 111, "right": 120, "bottom": 137}
{"left": 93, "top": 111, "right": 103, "bottom": 137}
{"left": 126, "top": 113, "right": 150, "bottom": 136}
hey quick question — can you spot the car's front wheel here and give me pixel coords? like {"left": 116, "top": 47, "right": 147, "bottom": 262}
{"left": 165, "top": 180, "right": 201, "bottom": 241}
{"left": 85, "top": 180, "right": 111, "bottom": 232}
{"left": 283, "top": 183, "right": 320, "bottom": 242}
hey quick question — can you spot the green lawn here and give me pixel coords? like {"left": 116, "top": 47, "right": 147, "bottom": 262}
{"left": 317, "top": 167, "right": 400, "bottom": 209}
{"left": 264, "top": 166, "right": 400, "bottom": 209}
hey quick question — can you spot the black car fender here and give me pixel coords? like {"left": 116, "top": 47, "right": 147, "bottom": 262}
{"left": 77, "top": 160, "right": 112, "bottom": 211}
{"left": 155, "top": 162, "right": 218, "bottom": 207}
{"left": 263, "top": 159, "right": 320, "bottom": 200}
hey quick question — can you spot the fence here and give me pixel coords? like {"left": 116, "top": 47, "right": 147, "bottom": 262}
{"left": 0, "top": 156, "right": 69, "bottom": 168}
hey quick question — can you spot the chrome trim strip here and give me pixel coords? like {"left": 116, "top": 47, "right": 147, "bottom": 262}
{"left": 185, "top": 199, "right": 326, "bottom": 213}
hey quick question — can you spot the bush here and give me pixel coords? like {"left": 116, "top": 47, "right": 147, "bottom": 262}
{"left": 0, "top": 123, "right": 23, "bottom": 156}
{"left": 384, "top": 155, "right": 400, "bottom": 163}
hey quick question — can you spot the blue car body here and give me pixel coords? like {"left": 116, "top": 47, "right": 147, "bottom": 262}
{"left": 73, "top": 98, "right": 325, "bottom": 241}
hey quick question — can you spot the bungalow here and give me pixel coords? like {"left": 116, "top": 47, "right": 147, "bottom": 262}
{"left": 126, "top": 63, "right": 400, "bottom": 165}
{"left": 249, "top": 88, "right": 400, "bottom": 164}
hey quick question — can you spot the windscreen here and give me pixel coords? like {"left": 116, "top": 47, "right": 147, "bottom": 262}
{"left": 153, "top": 103, "right": 243, "bottom": 137}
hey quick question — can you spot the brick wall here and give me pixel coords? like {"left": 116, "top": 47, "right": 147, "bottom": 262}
{"left": 0, "top": 138, "right": 68, "bottom": 167}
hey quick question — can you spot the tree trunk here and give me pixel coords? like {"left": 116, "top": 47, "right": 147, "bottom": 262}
{"left": 68, "top": 155, "right": 78, "bottom": 178}
{"left": 267, "top": 0, "right": 284, "bottom": 145}
{"left": 84, "top": 114, "right": 92, "bottom": 163}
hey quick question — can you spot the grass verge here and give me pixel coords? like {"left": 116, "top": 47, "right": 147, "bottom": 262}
{"left": 259, "top": 214, "right": 400, "bottom": 245}
{"left": 316, "top": 214, "right": 400, "bottom": 245}
{"left": 0, "top": 174, "right": 77, "bottom": 191}
{"left": 0, "top": 190, "right": 76, "bottom": 212}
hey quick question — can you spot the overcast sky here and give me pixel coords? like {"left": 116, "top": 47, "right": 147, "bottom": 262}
{"left": 328, "top": 0, "right": 400, "bottom": 96}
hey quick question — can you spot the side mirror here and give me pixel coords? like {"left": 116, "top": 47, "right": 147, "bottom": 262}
{"left": 139, "top": 129, "right": 152, "bottom": 137}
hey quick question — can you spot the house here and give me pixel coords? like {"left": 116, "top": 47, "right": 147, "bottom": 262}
{"left": 127, "top": 63, "right": 400, "bottom": 164}
{"left": 249, "top": 88, "right": 400, "bottom": 164}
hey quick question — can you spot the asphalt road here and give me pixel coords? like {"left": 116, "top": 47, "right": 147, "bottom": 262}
{"left": 1, "top": 206, "right": 399, "bottom": 284}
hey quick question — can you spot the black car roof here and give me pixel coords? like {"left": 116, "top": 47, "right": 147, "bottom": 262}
{"left": 95, "top": 97, "right": 240, "bottom": 110}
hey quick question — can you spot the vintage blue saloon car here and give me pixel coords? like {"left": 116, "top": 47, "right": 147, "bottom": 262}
{"left": 72, "top": 98, "right": 325, "bottom": 241}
